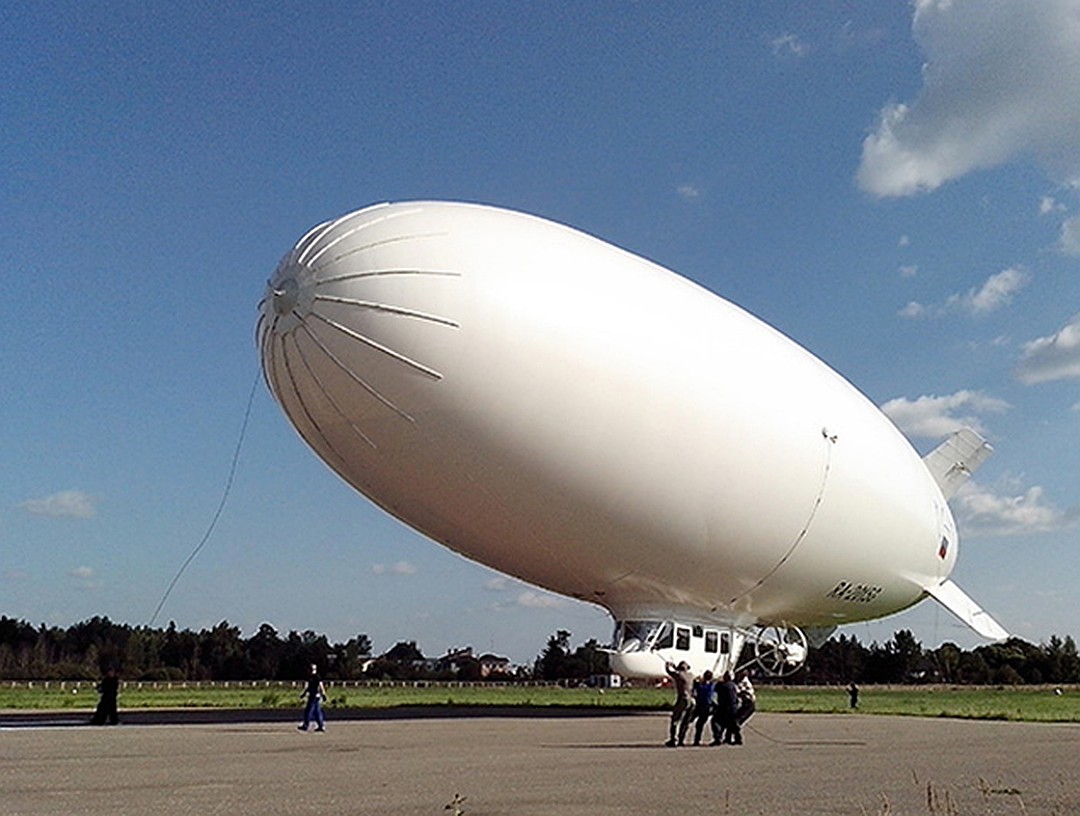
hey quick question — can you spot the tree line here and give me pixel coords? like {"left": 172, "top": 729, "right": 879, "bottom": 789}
{"left": 0, "top": 617, "right": 374, "bottom": 682}
{"left": 793, "top": 630, "right": 1080, "bottom": 686}
{"left": 2, "top": 614, "right": 1078, "bottom": 684}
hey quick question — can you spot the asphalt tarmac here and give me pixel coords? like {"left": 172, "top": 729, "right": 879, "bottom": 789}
{"left": 2, "top": 709, "right": 1077, "bottom": 815}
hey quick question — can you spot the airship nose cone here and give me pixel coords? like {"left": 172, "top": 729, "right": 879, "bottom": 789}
{"left": 262, "top": 251, "right": 316, "bottom": 335}
{"left": 271, "top": 275, "right": 299, "bottom": 316}
{"left": 257, "top": 204, "right": 463, "bottom": 462}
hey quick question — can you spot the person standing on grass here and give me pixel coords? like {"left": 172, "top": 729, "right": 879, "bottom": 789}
{"left": 848, "top": 682, "right": 859, "bottom": 710}
{"left": 298, "top": 663, "right": 327, "bottom": 732}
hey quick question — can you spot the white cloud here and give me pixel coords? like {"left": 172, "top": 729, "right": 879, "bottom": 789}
{"left": 484, "top": 577, "right": 511, "bottom": 592}
{"left": 515, "top": 590, "right": 564, "bottom": 609}
{"left": 898, "top": 267, "right": 1030, "bottom": 318}
{"left": 371, "top": 560, "right": 417, "bottom": 576}
{"left": 1016, "top": 313, "right": 1080, "bottom": 383}
{"left": 881, "top": 390, "right": 1009, "bottom": 438}
{"left": 962, "top": 267, "right": 1031, "bottom": 314}
{"left": 898, "top": 301, "right": 928, "bottom": 319}
{"left": 1040, "top": 195, "right": 1065, "bottom": 215}
{"left": 954, "top": 480, "right": 1078, "bottom": 536}
{"left": 69, "top": 565, "right": 102, "bottom": 590}
{"left": 1058, "top": 213, "right": 1080, "bottom": 256}
{"left": 899, "top": 264, "right": 918, "bottom": 278}
{"left": 770, "top": 33, "right": 810, "bottom": 58}
{"left": 676, "top": 184, "right": 701, "bottom": 200}
{"left": 858, "top": 0, "right": 1080, "bottom": 197}
{"left": 19, "top": 490, "right": 98, "bottom": 519}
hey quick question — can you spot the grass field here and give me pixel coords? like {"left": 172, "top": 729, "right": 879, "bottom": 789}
{"left": 2, "top": 682, "right": 1078, "bottom": 722}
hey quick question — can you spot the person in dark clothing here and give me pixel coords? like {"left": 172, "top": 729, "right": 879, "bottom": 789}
{"left": 848, "top": 683, "right": 859, "bottom": 709}
{"left": 298, "top": 663, "right": 327, "bottom": 732}
{"left": 710, "top": 672, "right": 741, "bottom": 745}
{"left": 690, "top": 670, "right": 716, "bottom": 746}
{"left": 90, "top": 668, "right": 120, "bottom": 725}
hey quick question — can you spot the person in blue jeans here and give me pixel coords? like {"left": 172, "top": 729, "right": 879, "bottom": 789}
{"left": 298, "top": 663, "right": 327, "bottom": 732}
{"left": 690, "top": 670, "right": 716, "bottom": 745}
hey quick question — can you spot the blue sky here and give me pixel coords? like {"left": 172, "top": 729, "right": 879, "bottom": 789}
{"left": 3, "top": 1, "right": 1079, "bottom": 665}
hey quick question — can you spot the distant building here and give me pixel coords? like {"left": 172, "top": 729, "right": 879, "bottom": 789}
{"left": 436, "top": 647, "right": 513, "bottom": 679}
{"left": 438, "top": 647, "right": 475, "bottom": 675}
{"left": 477, "top": 653, "right": 512, "bottom": 678}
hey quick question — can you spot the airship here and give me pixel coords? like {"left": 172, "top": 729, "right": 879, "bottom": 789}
{"left": 257, "top": 201, "right": 1007, "bottom": 679}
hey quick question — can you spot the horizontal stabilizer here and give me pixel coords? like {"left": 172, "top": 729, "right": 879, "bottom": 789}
{"left": 925, "top": 579, "right": 1009, "bottom": 641}
{"left": 923, "top": 428, "right": 993, "bottom": 500}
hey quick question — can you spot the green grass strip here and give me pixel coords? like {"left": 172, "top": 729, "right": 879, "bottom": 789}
{"left": 2, "top": 682, "right": 1078, "bottom": 723}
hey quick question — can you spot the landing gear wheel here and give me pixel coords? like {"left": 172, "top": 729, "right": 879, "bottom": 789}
{"left": 750, "top": 625, "right": 808, "bottom": 676}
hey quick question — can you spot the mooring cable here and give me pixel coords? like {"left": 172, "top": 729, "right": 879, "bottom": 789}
{"left": 147, "top": 370, "right": 261, "bottom": 627}
{"left": 741, "top": 716, "right": 867, "bottom": 747}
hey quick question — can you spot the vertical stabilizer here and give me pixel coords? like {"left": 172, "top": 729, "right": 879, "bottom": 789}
{"left": 923, "top": 428, "right": 993, "bottom": 500}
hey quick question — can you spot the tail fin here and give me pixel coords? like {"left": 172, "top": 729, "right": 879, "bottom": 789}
{"left": 923, "top": 428, "right": 993, "bottom": 500}
{"left": 925, "top": 579, "right": 1009, "bottom": 641}
{"left": 922, "top": 429, "right": 1007, "bottom": 641}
